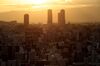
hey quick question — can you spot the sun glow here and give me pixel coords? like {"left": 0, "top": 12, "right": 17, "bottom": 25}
{"left": 32, "top": 0, "right": 47, "bottom": 5}
{"left": 18, "top": 0, "right": 72, "bottom": 5}
{"left": 19, "top": 0, "right": 47, "bottom": 5}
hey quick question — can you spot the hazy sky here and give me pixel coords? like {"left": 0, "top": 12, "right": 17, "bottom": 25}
{"left": 0, "top": 0, "right": 100, "bottom": 12}
{"left": 0, "top": 0, "right": 100, "bottom": 4}
{"left": 0, "top": 0, "right": 100, "bottom": 23}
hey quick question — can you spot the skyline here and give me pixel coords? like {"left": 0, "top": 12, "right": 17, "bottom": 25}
{"left": 0, "top": 0, "right": 100, "bottom": 24}
{"left": 0, "top": 7, "right": 100, "bottom": 24}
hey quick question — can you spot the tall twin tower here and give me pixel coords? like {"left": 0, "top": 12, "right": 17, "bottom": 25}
{"left": 24, "top": 9, "right": 66, "bottom": 25}
{"left": 48, "top": 9, "right": 66, "bottom": 25}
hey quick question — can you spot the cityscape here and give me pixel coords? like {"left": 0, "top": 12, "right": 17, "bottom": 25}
{"left": 0, "top": 8, "right": 100, "bottom": 66}
{"left": 0, "top": 0, "right": 100, "bottom": 66}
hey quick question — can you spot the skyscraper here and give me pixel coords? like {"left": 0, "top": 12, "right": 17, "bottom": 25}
{"left": 58, "top": 12, "right": 61, "bottom": 24}
{"left": 58, "top": 9, "right": 66, "bottom": 25}
{"left": 47, "top": 9, "right": 53, "bottom": 24}
{"left": 24, "top": 14, "right": 29, "bottom": 27}
{"left": 61, "top": 9, "right": 65, "bottom": 24}
{"left": 24, "top": 14, "right": 31, "bottom": 62}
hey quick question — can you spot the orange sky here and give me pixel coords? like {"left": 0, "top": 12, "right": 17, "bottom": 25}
{"left": 0, "top": 0, "right": 100, "bottom": 23}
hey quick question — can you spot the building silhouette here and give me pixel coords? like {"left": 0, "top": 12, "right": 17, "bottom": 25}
{"left": 24, "top": 14, "right": 33, "bottom": 62}
{"left": 58, "top": 12, "right": 61, "bottom": 24}
{"left": 24, "top": 14, "right": 29, "bottom": 27}
{"left": 58, "top": 9, "right": 66, "bottom": 25}
{"left": 47, "top": 9, "right": 53, "bottom": 25}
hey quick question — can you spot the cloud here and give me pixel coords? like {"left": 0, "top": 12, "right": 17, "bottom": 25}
{"left": 0, "top": 0, "right": 99, "bottom": 5}
{"left": 71, "top": 0, "right": 100, "bottom": 4}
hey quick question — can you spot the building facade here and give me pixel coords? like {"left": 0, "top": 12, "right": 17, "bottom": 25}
{"left": 47, "top": 9, "right": 53, "bottom": 25}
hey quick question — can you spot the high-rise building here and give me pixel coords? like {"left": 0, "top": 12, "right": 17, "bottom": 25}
{"left": 24, "top": 14, "right": 29, "bottom": 27}
{"left": 61, "top": 9, "right": 66, "bottom": 24}
{"left": 47, "top": 9, "right": 53, "bottom": 24}
{"left": 58, "top": 9, "right": 66, "bottom": 25}
{"left": 58, "top": 12, "right": 61, "bottom": 24}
